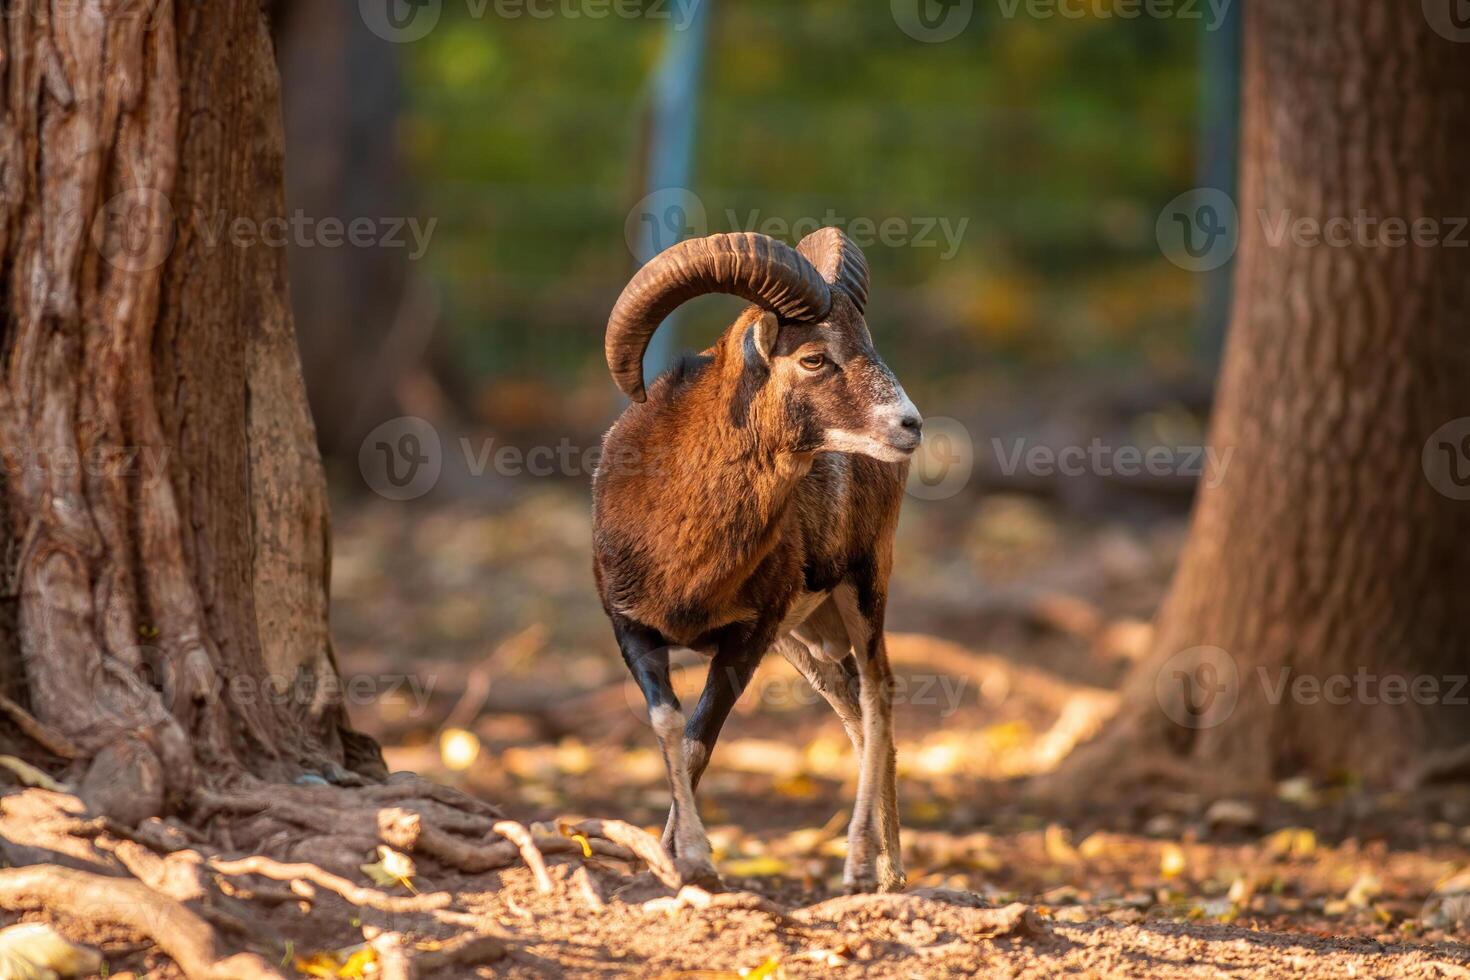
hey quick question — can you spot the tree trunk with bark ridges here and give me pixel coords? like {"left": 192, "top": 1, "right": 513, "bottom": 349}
{"left": 1053, "top": 0, "right": 1470, "bottom": 796}
{"left": 0, "top": 0, "right": 384, "bottom": 825}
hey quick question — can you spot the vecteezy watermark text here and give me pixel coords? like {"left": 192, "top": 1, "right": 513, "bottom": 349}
{"left": 361, "top": 0, "right": 704, "bottom": 43}
{"left": 990, "top": 437, "right": 1234, "bottom": 488}
{"left": 625, "top": 188, "right": 970, "bottom": 262}
{"left": 1156, "top": 645, "right": 1470, "bottom": 730}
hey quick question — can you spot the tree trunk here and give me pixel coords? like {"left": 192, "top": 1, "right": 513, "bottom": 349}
{"left": 273, "top": 0, "right": 421, "bottom": 459}
{"left": 1056, "top": 0, "right": 1470, "bottom": 794}
{"left": 0, "top": 0, "right": 383, "bottom": 825}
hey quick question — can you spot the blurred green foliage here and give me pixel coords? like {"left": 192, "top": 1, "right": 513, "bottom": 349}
{"left": 401, "top": 0, "right": 1204, "bottom": 415}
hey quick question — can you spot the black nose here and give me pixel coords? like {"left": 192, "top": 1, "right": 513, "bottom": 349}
{"left": 900, "top": 415, "right": 923, "bottom": 433}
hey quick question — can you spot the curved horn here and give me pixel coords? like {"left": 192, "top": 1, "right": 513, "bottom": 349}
{"left": 606, "top": 232, "right": 832, "bottom": 401}
{"left": 797, "top": 227, "right": 869, "bottom": 312}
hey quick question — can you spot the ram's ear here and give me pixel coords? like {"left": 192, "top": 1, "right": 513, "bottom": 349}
{"left": 750, "top": 311, "right": 780, "bottom": 363}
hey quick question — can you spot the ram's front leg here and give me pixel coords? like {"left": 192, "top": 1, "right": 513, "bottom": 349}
{"left": 835, "top": 587, "right": 906, "bottom": 894}
{"left": 658, "top": 632, "right": 764, "bottom": 885}
{"left": 615, "top": 618, "right": 719, "bottom": 888}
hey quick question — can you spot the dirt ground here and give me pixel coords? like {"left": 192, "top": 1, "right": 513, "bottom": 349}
{"left": 307, "top": 484, "right": 1470, "bottom": 977}
{"left": 7, "top": 471, "right": 1470, "bottom": 978}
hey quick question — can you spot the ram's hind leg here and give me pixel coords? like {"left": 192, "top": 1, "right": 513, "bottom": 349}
{"left": 614, "top": 617, "right": 719, "bottom": 888}
{"left": 778, "top": 630, "right": 863, "bottom": 755}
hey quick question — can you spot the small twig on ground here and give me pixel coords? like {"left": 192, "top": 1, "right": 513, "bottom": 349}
{"left": 492, "top": 820, "right": 553, "bottom": 893}
{"left": 209, "top": 855, "right": 451, "bottom": 913}
{"left": 572, "top": 865, "right": 607, "bottom": 911}
{"left": 365, "top": 929, "right": 412, "bottom": 980}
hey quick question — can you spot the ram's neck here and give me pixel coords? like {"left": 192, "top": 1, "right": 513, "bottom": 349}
{"left": 652, "top": 360, "right": 812, "bottom": 589}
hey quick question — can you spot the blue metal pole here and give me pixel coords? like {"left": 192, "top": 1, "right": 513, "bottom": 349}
{"left": 635, "top": 0, "right": 711, "bottom": 388}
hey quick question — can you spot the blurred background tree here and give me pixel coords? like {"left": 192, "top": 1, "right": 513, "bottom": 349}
{"left": 280, "top": 0, "right": 1217, "bottom": 453}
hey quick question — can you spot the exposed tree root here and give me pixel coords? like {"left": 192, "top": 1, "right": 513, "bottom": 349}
{"left": 0, "top": 864, "right": 282, "bottom": 979}
{"left": 491, "top": 820, "right": 553, "bottom": 893}
{"left": 568, "top": 819, "right": 682, "bottom": 889}
{"left": 210, "top": 855, "right": 453, "bottom": 912}
{"left": 0, "top": 779, "right": 710, "bottom": 977}
{"left": 0, "top": 693, "right": 80, "bottom": 760}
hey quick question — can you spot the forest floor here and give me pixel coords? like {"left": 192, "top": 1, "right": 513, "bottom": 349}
{"left": 316, "top": 485, "right": 1470, "bottom": 978}
{"left": 9, "top": 475, "right": 1470, "bottom": 977}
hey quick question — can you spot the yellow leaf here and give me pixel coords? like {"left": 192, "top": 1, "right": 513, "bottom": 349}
{"left": 743, "top": 956, "right": 782, "bottom": 979}
{"left": 1263, "top": 827, "right": 1317, "bottom": 860}
{"left": 773, "top": 774, "right": 820, "bottom": 799}
{"left": 439, "top": 728, "right": 481, "bottom": 771}
{"left": 337, "top": 945, "right": 378, "bottom": 979}
{"left": 0, "top": 923, "right": 101, "bottom": 979}
{"left": 295, "top": 952, "right": 341, "bottom": 978}
{"left": 1044, "top": 824, "right": 1080, "bottom": 865}
{"left": 1345, "top": 873, "right": 1382, "bottom": 908}
{"left": 296, "top": 944, "right": 377, "bottom": 979}
{"left": 0, "top": 756, "right": 68, "bottom": 793}
{"left": 1160, "top": 844, "right": 1187, "bottom": 879}
{"left": 724, "top": 855, "right": 789, "bottom": 877}
{"left": 360, "top": 846, "right": 418, "bottom": 892}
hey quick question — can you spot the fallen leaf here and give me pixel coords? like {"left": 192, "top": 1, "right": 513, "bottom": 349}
{"left": 1345, "top": 872, "right": 1382, "bottom": 909}
{"left": 0, "top": 756, "right": 68, "bottom": 793}
{"left": 742, "top": 956, "right": 781, "bottom": 979}
{"left": 1160, "top": 843, "right": 1187, "bottom": 879}
{"left": 0, "top": 923, "right": 101, "bottom": 979}
{"left": 360, "top": 846, "right": 418, "bottom": 892}
{"left": 1044, "top": 824, "right": 1080, "bottom": 865}
{"left": 724, "top": 855, "right": 789, "bottom": 877}
{"left": 1263, "top": 827, "right": 1317, "bottom": 860}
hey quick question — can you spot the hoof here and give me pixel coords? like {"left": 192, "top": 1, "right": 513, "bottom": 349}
{"left": 676, "top": 859, "right": 723, "bottom": 891}
{"left": 877, "top": 872, "right": 908, "bottom": 893}
{"left": 843, "top": 873, "right": 878, "bottom": 895}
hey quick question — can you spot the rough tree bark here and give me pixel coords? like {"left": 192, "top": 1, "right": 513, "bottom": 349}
{"left": 0, "top": 0, "right": 384, "bottom": 824}
{"left": 1054, "top": 0, "right": 1470, "bottom": 795}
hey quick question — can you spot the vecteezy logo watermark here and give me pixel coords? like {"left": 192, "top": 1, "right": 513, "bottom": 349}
{"left": 1155, "top": 646, "right": 1470, "bottom": 731}
{"left": 1155, "top": 646, "right": 1239, "bottom": 730}
{"left": 1257, "top": 210, "right": 1470, "bottom": 249}
{"left": 360, "top": 416, "right": 443, "bottom": 500}
{"left": 80, "top": 192, "right": 437, "bottom": 272}
{"left": 0, "top": 445, "right": 171, "bottom": 485}
{"left": 993, "top": 0, "right": 1233, "bottom": 29}
{"left": 625, "top": 190, "right": 970, "bottom": 262}
{"left": 1157, "top": 187, "right": 1239, "bottom": 272}
{"left": 1423, "top": 0, "right": 1470, "bottom": 42}
{"left": 624, "top": 658, "right": 971, "bottom": 727}
{"left": 93, "top": 188, "right": 176, "bottom": 273}
{"left": 362, "top": 0, "right": 703, "bottom": 42}
{"left": 1423, "top": 417, "right": 1470, "bottom": 501}
{"left": 892, "top": 0, "right": 974, "bottom": 42}
{"left": 357, "top": 420, "right": 976, "bottom": 502}
{"left": 728, "top": 210, "right": 969, "bottom": 262}
{"left": 626, "top": 187, "right": 709, "bottom": 259}
{"left": 990, "top": 437, "right": 1233, "bottom": 488}
{"left": 906, "top": 417, "right": 974, "bottom": 501}
{"left": 361, "top": 0, "right": 443, "bottom": 42}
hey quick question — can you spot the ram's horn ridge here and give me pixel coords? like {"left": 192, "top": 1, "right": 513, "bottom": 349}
{"left": 605, "top": 232, "right": 832, "bottom": 401}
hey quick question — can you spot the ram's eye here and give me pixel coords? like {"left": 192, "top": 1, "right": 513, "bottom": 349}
{"left": 799, "top": 353, "right": 827, "bottom": 371}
